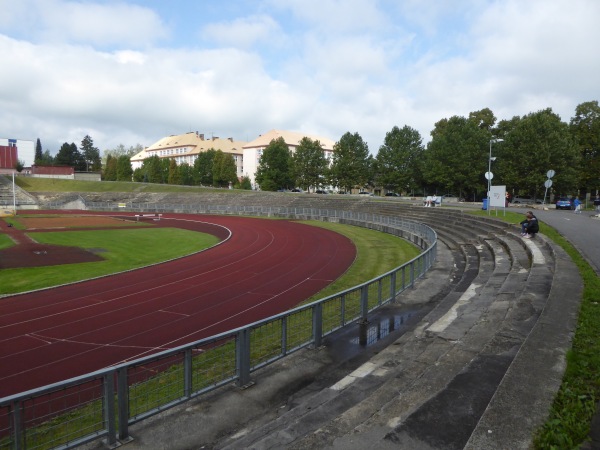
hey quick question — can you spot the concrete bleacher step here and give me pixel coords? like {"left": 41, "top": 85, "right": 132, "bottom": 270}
{"left": 216, "top": 211, "right": 557, "bottom": 450}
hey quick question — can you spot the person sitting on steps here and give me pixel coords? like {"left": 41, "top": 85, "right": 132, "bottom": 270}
{"left": 520, "top": 211, "right": 539, "bottom": 239}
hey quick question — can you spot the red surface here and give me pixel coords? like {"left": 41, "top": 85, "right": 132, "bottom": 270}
{"left": 0, "top": 212, "right": 356, "bottom": 397}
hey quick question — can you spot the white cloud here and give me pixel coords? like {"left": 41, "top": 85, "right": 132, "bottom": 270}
{"left": 0, "top": 0, "right": 598, "bottom": 157}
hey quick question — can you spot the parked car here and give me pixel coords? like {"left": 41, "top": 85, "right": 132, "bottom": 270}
{"left": 315, "top": 189, "right": 328, "bottom": 194}
{"left": 555, "top": 197, "right": 572, "bottom": 210}
{"left": 511, "top": 197, "right": 534, "bottom": 204}
{"left": 385, "top": 192, "right": 399, "bottom": 197}
{"left": 358, "top": 191, "right": 373, "bottom": 196}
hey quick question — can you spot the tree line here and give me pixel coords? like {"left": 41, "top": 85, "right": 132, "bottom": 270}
{"left": 30, "top": 100, "right": 599, "bottom": 198}
{"left": 256, "top": 101, "right": 599, "bottom": 200}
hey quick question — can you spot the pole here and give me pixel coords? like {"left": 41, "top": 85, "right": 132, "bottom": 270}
{"left": 487, "top": 140, "right": 492, "bottom": 215}
{"left": 12, "top": 171, "right": 16, "bottom": 215}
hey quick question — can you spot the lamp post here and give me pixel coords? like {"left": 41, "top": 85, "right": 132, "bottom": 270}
{"left": 487, "top": 139, "right": 504, "bottom": 215}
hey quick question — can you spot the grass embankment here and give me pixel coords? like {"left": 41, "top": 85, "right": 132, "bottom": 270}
{"left": 0, "top": 228, "right": 220, "bottom": 295}
{"left": 471, "top": 209, "right": 600, "bottom": 448}
{"left": 15, "top": 177, "right": 250, "bottom": 194}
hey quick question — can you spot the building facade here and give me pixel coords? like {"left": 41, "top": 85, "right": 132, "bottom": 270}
{"left": 242, "top": 129, "right": 336, "bottom": 188}
{"left": 130, "top": 132, "right": 247, "bottom": 178}
{"left": 0, "top": 138, "right": 35, "bottom": 169}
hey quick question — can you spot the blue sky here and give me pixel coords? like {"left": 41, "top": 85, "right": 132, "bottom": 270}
{"left": 1, "top": 0, "right": 598, "bottom": 156}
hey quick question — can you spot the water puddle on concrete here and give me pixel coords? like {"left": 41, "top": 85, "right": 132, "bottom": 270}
{"left": 350, "top": 311, "right": 415, "bottom": 347}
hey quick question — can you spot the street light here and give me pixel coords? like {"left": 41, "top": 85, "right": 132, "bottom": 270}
{"left": 487, "top": 138, "right": 504, "bottom": 215}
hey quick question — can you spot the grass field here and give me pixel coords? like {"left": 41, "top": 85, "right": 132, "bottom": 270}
{"left": 0, "top": 227, "right": 220, "bottom": 295}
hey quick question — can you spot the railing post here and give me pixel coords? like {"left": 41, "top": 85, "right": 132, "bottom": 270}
{"left": 390, "top": 271, "right": 397, "bottom": 302}
{"left": 360, "top": 285, "right": 369, "bottom": 322}
{"left": 104, "top": 372, "right": 117, "bottom": 448}
{"left": 313, "top": 303, "right": 323, "bottom": 347}
{"left": 410, "top": 261, "right": 415, "bottom": 288}
{"left": 117, "top": 367, "right": 131, "bottom": 442}
{"left": 281, "top": 317, "right": 288, "bottom": 356}
{"left": 236, "top": 329, "right": 252, "bottom": 387}
{"left": 184, "top": 349, "right": 192, "bottom": 398}
{"left": 12, "top": 400, "right": 22, "bottom": 450}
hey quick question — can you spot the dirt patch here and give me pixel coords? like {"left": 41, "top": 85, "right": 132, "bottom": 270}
{"left": 0, "top": 215, "right": 132, "bottom": 269}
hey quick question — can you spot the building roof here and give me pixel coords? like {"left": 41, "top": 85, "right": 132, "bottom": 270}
{"left": 131, "top": 132, "right": 247, "bottom": 162}
{"left": 243, "top": 129, "right": 336, "bottom": 151}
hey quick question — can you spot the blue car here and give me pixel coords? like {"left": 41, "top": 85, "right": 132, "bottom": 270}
{"left": 556, "top": 198, "right": 572, "bottom": 210}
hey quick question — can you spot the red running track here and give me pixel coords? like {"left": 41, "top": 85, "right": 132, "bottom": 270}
{"left": 0, "top": 213, "right": 356, "bottom": 397}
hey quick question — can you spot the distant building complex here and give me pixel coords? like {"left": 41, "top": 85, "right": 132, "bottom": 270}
{"left": 0, "top": 138, "right": 35, "bottom": 172}
{"left": 131, "top": 129, "right": 336, "bottom": 188}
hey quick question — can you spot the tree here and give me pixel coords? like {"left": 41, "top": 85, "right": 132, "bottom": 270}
{"left": 497, "top": 108, "right": 580, "bottom": 198}
{"left": 255, "top": 137, "right": 293, "bottom": 191}
{"left": 138, "top": 155, "right": 164, "bottom": 183}
{"left": 237, "top": 176, "right": 252, "bottom": 190}
{"left": 468, "top": 108, "right": 497, "bottom": 131}
{"left": 375, "top": 125, "right": 425, "bottom": 194}
{"left": 80, "top": 135, "right": 101, "bottom": 171}
{"left": 329, "top": 132, "right": 371, "bottom": 193}
{"left": 178, "top": 162, "right": 194, "bottom": 186}
{"left": 55, "top": 142, "right": 83, "bottom": 169}
{"left": 422, "top": 116, "right": 491, "bottom": 199}
{"left": 168, "top": 159, "right": 180, "bottom": 185}
{"left": 213, "top": 150, "right": 238, "bottom": 188}
{"left": 193, "top": 149, "right": 217, "bottom": 186}
{"left": 291, "top": 137, "right": 328, "bottom": 191}
{"left": 570, "top": 101, "right": 600, "bottom": 196}
{"left": 116, "top": 155, "right": 133, "bottom": 181}
{"left": 104, "top": 154, "right": 117, "bottom": 181}
{"left": 34, "top": 138, "right": 43, "bottom": 164}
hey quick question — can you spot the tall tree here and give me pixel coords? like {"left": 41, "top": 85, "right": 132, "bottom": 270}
{"left": 116, "top": 155, "right": 133, "bottom": 181}
{"left": 212, "top": 150, "right": 238, "bottom": 188}
{"left": 193, "top": 149, "right": 217, "bottom": 186}
{"left": 329, "top": 132, "right": 371, "bottom": 193}
{"left": 497, "top": 108, "right": 580, "bottom": 198}
{"left": 375, "top": 125, "right": 424, "bottom": 194}
{"left": 55, "top": 142, "right": 83, "bottom": 169}
{"left": 104, "top": 154, "right": 117, "bottom": 181}
{"left": 177, "top": 162, "right": 194, "bottom": 186}
{"left": 80, "top": 135, "right": 101, "bottom": 171}
{"left": 468, "top": 108, "right": 497, "bottom": 131}
{"left": 422, "top": 116, "right": 491, "bottom": 199}
{"left": 570, "top": 100, "right": 600, "bottom": 196}
{"left": 291, "top": 137, "right": 328, "bottom": 191}
{"left": 138, "top": 155, "right": 164, "bottom": 183}
{"left": 255, "top": 137, "right": 293, "bottom": 191}
{"left": 167, "top": 159, "right": 180, "bottom": 185}
{"left": 34, "top": 138, "right": 43, "bottom": 163}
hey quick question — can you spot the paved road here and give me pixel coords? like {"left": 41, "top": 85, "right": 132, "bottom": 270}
{"left": 524, "top": 207, "right": 600, "bottom": 275}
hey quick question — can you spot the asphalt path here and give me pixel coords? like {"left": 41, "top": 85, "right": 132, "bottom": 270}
{"left": 511, "top": 206, "right": 600, "bottom": 274}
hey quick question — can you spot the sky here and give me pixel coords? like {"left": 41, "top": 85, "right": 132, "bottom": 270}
{"left": 1, "top": 0, "right": 599, "bottom": 157}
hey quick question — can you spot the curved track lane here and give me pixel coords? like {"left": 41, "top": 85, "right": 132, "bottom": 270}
{"left": 0, "top": 213, "right": 356, "bottom": 396}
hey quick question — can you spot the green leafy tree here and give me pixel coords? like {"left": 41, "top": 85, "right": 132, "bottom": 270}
{"left": 116, "top": 155, "right": 133, "bottom": 181}
{"left": 104, "top": 154, "right": 117, "bottom": 181}
{"left": 570, "top": 100, "right": 600, "bottom": 195}
{"left": 468, "top": 108, "right": 497, "bottom": 131}
{"left": 39, "top": 150, "right": 54, "bottom": 165}
{"left": 193, "top": 149, "right": 217, "bottom": 186}
{"left": 213, "top": 150, "right": 238, "bottom": 188}
{"left": 329, "top": 132, "right": 371, "bottom": 192}
{"left": 255, "top": 137, "right": 293, "bottom": 191}
{"left": 497, "top": 108, "right": 580, "bottom": 198}
{"left": 138, "top": 155, "right": 164, "bottom": 183}
{"left": 178, "top": 162, "right": 194, "bottom": 186}
{"left": 34, "top": 138, "right": 43, "bottom": 163}
{"left": 167, "top": 159, "right": 180, "bottom": 185}
{"left": 422, "top": 116, "right": 491, "bottom": 199}
{"left": 375, "top": 125, "right": 425, "bottom": 194}
{"left": 80, "top": 135, "right": 101, "bottom": 171}
{"left": 55, "top": 142, "right": 84, "bottom": 169}
{"left": 291, "top": 137, "right": 328, "bottom": 191}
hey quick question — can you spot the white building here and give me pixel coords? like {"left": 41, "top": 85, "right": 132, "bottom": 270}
{"left": 131, "top": 132, "right": 247, "bottom": 177}
{"left": 242, "top": 129, "right": 336, "bottom": 188}
{"left": 0, "top": 138, "right": 35, "bottom": 167}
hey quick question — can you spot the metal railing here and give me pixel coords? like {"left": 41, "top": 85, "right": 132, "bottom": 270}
{"left": 0, "top": 205, "right": 436, "bottom": 450}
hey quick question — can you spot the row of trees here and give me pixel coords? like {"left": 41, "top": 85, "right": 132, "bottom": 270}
{"left": 34, "top": 135, "right": 102, "bottom": 172}
{"left": 129, "top": 150, "right": 249, "bottom": 189}
{"left": 255, "top": 101, "right": 599, "bottom": 199}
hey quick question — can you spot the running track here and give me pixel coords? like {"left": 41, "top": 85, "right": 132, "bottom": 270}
{"left": 0, "top": 213, "right": 356, "bottom": 397}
